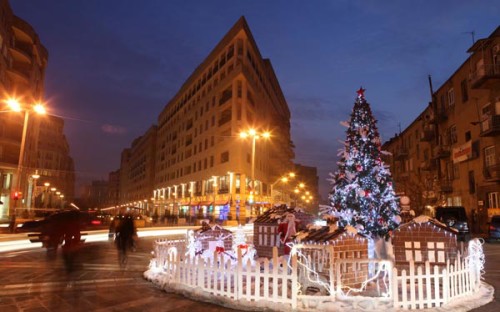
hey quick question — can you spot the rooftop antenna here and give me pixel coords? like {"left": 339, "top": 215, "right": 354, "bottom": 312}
{"left": 462, "top": 31, "right": 475, "bottom": 45}
{"left": 398, "top": 122, "right": 402, "bottom": 134}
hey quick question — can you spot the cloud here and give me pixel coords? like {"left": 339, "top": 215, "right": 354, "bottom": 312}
{"left": 101, "top": 124, "right": 127, "bottom": 135}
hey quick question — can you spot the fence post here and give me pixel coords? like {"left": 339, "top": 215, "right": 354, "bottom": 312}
{"left": 442, "top": 265, "right": 449, "bottom": 304}
{"left": 291, "top": 251, "right": 298, "bottom": 309}
{"left": 236, "top": 246, "right": 242, "bottom": 300}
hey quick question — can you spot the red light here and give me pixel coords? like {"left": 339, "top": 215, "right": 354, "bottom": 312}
{"left": 489, "top": 225, "right": 495, "bottom": 231}
{"left": 91, "top": 220, "right": 101, "bottom": 225}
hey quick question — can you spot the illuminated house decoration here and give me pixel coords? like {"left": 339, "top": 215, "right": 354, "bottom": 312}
{"left": 295, "top": 225, "right": 369, "bottom": 290}
{"left": 391, "top": 215, "right": 458, "bottom": 269}
{"left": 253, "top": 205, "right": 315, "bottom": 258}
{"left": 193, "top": 223, "right": 233, "bottom": 255}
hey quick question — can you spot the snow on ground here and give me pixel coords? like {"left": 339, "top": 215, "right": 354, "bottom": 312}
{"left": 144, "top": 269, "right": 494, "bottom": 312}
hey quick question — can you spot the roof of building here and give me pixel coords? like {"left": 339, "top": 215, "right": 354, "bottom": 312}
{"left": 253, "top": 205, "right": 315, "bottom": 225}
{"left": 295, "top": 225, "right": 367, "bottom": 243}
{"left": 395, "top": 215, "right": 458, "bottom": 234}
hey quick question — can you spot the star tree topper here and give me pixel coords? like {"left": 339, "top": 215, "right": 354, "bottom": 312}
{"left": 357, "top": 87, "right": 365, "bottom": 99}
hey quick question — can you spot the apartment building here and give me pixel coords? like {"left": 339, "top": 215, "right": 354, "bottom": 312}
{"left": 383, "top": 26, "right": 500, "bottom": 233}
{"left": 115, "top": 17, "right": 294, "bottom": 223}
{"left": 119, "top": 125, "right": 157, "bottom": 209}
{"left": 0, "top": 0, "right": 74, "bottom": 218}
{"left": 293, "top": 163, "right": 319, "bottom": 213}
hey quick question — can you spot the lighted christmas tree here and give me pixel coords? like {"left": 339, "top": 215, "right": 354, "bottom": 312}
{"left": 328, "top": 88, "right": 400, "bottom": 239}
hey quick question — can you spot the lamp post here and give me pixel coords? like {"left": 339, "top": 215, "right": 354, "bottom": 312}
{"left": 240, "top": 129, "right": 270, "bottom": 220}
{"left": 29, "top": 171, "right": 40, "bottom": 217}
{"left": 270, "top": 172, "right": 295, "bottom": 205}
{"left": 4, "top": 98, "right": 46, "bottom": 217}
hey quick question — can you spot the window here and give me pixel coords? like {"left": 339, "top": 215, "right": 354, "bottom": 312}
{"left": 461, "top": 79, "right": 468, "bottom": 103}
{"left": 484, "top": 146, "right": 496, "bottom": 167}
{"left": 488, "top": 192, "right": 499, "bottom": 209}
{"left": 465, "top": 131, "right": 471, "bottom": 142}
{"left": 468, "top": 170, "right": 476, "bottom": 194}
{"left": 221, "top": 151, "right": 229, "bottom": 163}
{"left": 449, "top": 125, "right": 457, "bottom": 144}
{"left": 448, "top": 88, "right": 455, "bottom": 107}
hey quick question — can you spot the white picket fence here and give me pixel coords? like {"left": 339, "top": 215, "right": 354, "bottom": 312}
{"left": 148, "top": 240, "right": 483, "bottom": 311}
{"left": 393, "top": 252, "right": 481, "bottom": 309}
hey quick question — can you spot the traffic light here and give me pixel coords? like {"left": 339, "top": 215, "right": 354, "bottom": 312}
{"left": 13, "top": 191, "right": 22, "bottom": 200}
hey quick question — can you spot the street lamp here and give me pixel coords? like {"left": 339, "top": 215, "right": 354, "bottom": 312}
{"left": 4, "top": 98, "right": 46, "bottom": 217}
{"left": 270, "top": 172, "right": 295, "bottom": 205}
{"left": 29, "top": 171, "right": 40, "bottom": 216}
{"left": 239, "top": 129, "right": 270, "bottom": 218}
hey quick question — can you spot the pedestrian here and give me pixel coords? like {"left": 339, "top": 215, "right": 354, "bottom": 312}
{"left": 115, "top": 213, "right": 137, "bottom": 266}
{"left": 61, "top": 210, "right": 82, "bottom": 273}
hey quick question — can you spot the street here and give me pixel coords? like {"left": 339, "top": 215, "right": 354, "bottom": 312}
{"left": 0, "top": 233, "right": 498, "bottom": 312}
{"left": 0, "top": 236, "right": 238, "bottom": 312}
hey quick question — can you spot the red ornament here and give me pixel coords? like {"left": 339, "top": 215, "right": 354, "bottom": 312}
{"left": 215, "top": 246, "right": 225, "bottom": 253}
{"left": 238, "top": 244, "right": 248, "bottom": 250}
{"left": 356, "top": 164, "right": 363, "bottom": 171}
{"left": 356, "top": 87, "right": 365, "bottom": 99}
{"left": 364, "top": 190, "right": 370, "bottom": 197}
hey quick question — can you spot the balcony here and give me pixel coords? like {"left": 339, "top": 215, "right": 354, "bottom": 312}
{"left": 483, "top": 164, "right": 500, "bottom": 182}
{"left": 469, "top": 63, "right": 500, "bottom": 89}
{"left": 394, "top": 148, "right": 409, "bottom": 160}
{"left": 420, "top": 160, "right": 436, "bottom": 171}
{"left": 420, "top": 125, "right": 435, "bottom": 142}
{"left": 6, "top": 67, "right": 30, "bottom": 85}
{"left": 480, "top": 115, "right": 500, "bottom": 137}
{"left": 439, "top": 180, "right": 453, "bottom": 193}
{"left": 432, "top": 145, "right": 451, "bottom": 159}
{"left": 9, "top": 44, "right": 32, "bottom": 63}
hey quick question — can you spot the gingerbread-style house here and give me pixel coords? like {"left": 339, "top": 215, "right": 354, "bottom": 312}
{"left": 194, "top": 223, "right": 233, "bottom": 254}
{"left": 392, "top": 215, "right": 458, "bottom": 269}
{"left": 295, "top": 225, "right": 369, "bottom": 290}
{"left": 253, "top": 205, "right": 315, "bottom": 258}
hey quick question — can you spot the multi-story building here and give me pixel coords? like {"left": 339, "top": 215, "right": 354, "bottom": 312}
{"left": 152, "top": 16, "right": 294, "bottom": 224}
{"left": 119, "top": 125, "right": 157, "bottom": 211}
{"left": 383, "top": 26, "right": 500, "bottom": 233}
{"left": 293, "top": 163, "right": 319, "bottom": 214}
{"left": 0, "top": 0, "right": 74, "bottom": 218}
{"left": 114, "top": 17, "right": 295, "bottom": 223}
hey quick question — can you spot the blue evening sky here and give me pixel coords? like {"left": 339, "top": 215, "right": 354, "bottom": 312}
{"left": 10, "top": 0, "right": 500, "bottom": 200}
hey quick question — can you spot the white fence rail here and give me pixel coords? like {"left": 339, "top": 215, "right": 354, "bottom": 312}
{"left": 148, "top": 240, "right": 483, "bottom": 311}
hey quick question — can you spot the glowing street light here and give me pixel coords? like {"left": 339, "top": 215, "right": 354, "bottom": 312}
{"left": 239, "top": 129, "right": 270, "bottom": 217}
{"left": 3, "top": 97, "right": 47, "bottom": 216}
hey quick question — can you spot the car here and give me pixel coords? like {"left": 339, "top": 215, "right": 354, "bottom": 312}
{"left": 488, "top": 215, "right": 500, "bottom": 242}
{"left": 434, "top": 206, "right": 471, "bottom": 241}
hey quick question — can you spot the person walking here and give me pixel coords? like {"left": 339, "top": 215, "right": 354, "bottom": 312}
{"left": 115, "top": 214, "right": 137, "bottom": 266}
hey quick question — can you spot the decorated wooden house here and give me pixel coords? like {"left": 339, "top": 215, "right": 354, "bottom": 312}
{"left": 194, "top": 223, "right": 233, "bottom": 254}
{"left": 392, "top": 215, "right": 458, "bottom": 269}
{"left": 253, "top": 205, "right": 315, "bottom": 258}
{"left": 295, "top": 225, "right": 369, "bottom": 290}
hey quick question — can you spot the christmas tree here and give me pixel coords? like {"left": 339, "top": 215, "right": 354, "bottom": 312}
{"left": 329, "top": 88, "right": 400, "bottom": 239}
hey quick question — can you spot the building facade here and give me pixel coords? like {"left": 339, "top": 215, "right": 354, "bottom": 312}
{"left": 383, "top": 26, "right": 500, "bottom": 233}
{"left": 0, "top": 0, "right": 74, "bottom": 218}
{"left": 115, "top": 17, "right": 295, "bottom": 223}
{"left": 118, "top": 125, "right": 157, "bottom": 212}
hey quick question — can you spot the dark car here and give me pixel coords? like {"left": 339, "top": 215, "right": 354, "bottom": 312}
{"left": 488, "top": 215, "right": 500, "bottom": 242}
{"left": 435, "top": 206, "right": 471, "bottom": 241}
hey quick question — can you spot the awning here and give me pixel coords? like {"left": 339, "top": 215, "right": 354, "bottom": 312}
{"left": 199, "top": 201, "right": 213, "bottom": 206}
{"left": 190, "top": 202, "right": 200, "bottom": 206}
{"left": 214, "top": 200, "right": 228, "bottom": 206}
{"left": 179, "top": 202, "right": 190, "bottom": 206}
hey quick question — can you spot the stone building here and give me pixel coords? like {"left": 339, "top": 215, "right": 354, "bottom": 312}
{"left": 0, "top": 0, "right": 74, "bottom": 218}
{"left": 115, "top": 17, "right": 295, "bottom": 223}
{"left": 383, "top": 26, "right": 500, "bottom": 233}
